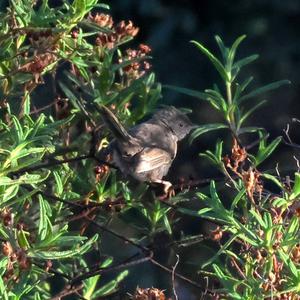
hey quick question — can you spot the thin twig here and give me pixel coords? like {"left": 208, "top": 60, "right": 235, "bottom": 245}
{"left": 30, "top": 100, "right": 57, "bottom": 115}
{"left": 49, "top": 284, "right": 85, "bottom": 300}
{"left": 71, "top": 252, "right": 153, "bottom": 285}
{"left": 231, "top": 258, "right": 246, "bottom": 280}
{"left": 9, "top": 153, "right": 116, "bottom": 176}
{"left": 293, "top": 156, "right": 300, "bottom": 173}
{"left": 283, "top": 122, "right": 300, "bottom": 149}
{"left": 10, "top": 154, "right": 92, "bottom": 176}
{"left": 172, "top": 254, "right": 180, "bottom": 300}
{"left": 80, "top": 217, "right": 203, "bottom": 289}
{"left": 150, "top": 259, "right": 202, "bottom": 289}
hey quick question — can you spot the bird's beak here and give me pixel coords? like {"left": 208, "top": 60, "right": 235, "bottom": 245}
{"left": 190, "top": 124, "right": 198, "bottom": 129}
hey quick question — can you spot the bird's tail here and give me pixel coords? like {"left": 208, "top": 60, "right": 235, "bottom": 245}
{"left": 97, "top": 104, "right": 132, "bottom": 142}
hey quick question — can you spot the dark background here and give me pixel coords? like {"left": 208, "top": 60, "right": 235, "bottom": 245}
{"left": 108, "top": 1, "right": 300, "bottom": 299}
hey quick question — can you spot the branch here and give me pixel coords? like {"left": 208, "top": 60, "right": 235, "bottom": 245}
{"left": 9, "top": 152, "right": 116, "bottom": 177}
{"left": 49, "top": 284, "right": 85, "bottom": 300}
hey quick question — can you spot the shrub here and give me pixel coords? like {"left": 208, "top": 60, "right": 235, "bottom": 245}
{"left": 0, "top": 1, "right": 296, "bottom": 299}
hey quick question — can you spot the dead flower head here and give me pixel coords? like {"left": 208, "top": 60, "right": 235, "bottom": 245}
{"left": 20, "top": 53, "right": 57, "bottom": 83}
{"left": 210, "top": 226, "right": 223, "bottom": 241}
{"left": 119, "top": 44, "right": 152, "bottom": 80}
{"left": 116, "top": 20, "right": 139, "bottom": 38}
{"left": 89, "top": 13, "right": 114, "bottom": 28}
{"left": 133, "top": 287, "right": 166, "bottom": 300}
{"left": 95, "top": 18, "right": 139, "bottom": 49}
{"left": 242, "top": 167, "right": 263, "bottom": 204}
{"left": 224, "top": 139, "right": 247, "bottom": 173}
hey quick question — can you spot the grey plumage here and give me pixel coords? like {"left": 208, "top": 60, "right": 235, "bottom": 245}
{"left": 99, "top": 105, "right": 195, "bottom": 191}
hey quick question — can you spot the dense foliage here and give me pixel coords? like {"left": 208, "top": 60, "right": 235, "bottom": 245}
{"left": 0, "top": 1, "right": 298, "bottom": 299}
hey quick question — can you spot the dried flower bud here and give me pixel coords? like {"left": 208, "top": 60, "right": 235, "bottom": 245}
{"left": 268, "top": 271, "right": 276, "bottom": 283}
{"left": 223, "top": 155, "right": 231, "bottom": 168}
{"left": 255, "top": 250, "right": 264, "bottom": 264}
{"left": 55, "top": 98, "right": 70, "bottom": 120}
{"left": 71, "top": 30, "right": 79, "bottom": 39}
{"left": 45, "top": 260, "right": 53, "bottom": 272}
{"left": 2, "top": 241, "right": 13, "bottom": 257}
{"left": 90, "top": 13, "right": 113, "bottom": 28}
{"left": 258, "top": 229, "right": 264, "bottom": 238}
{"left": 21, "top": 53, "right": 57, "bottom": 83}
{"left": 210, "top": 226, "right": 223, "bottom": 241}
{"left": 296, "top": 207, "right": 300, "bottom": 218}
{"left": 116, "top": 20, "right": 139, "bottom": 38}
{"left": 144, "top": 61, "right": 151, "bottom": 70}
{"left": 291, "top": 244, "right": 300, "bottom": 263}
{"left": 139, "top": 44, "right": 151, "bottom": 54}
{"left": 95, "top": 165, "right": 110, "bottom": 182}
{"left": 19, "top": 257, "right": 31, "bottom": 270}
{"left": 261, "top": 282, "right": 270, "bottom": 292}
{"left": 1, "top": 208, "right": 12, "bottom": 226}
{"left": 133, "top": 287, "right": 166, "bottom": 300}
{"left": 242, "top": 168, "right": 263, "bottom": 204}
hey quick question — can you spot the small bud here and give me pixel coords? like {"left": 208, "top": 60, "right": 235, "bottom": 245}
{"left": 210, "top": 226, "right": 223, "bottom": 241}
{"left": 2, "top": 241, "right": 13, "bottom": 257}
{"left": 133, "top": 287, "right": 166, "bottom": 300}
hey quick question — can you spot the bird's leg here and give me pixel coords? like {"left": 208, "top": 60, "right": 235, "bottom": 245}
{"left": 152, "top": 179, "right": 175, "bottom": 198}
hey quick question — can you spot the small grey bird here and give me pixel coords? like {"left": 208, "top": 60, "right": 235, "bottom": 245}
{"left": 99, "top": 105, "right": 195, "bottom": 193}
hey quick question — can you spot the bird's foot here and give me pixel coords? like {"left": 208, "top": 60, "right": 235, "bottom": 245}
{"left": 153, "top": 180, "right": 175, "bottom": 199}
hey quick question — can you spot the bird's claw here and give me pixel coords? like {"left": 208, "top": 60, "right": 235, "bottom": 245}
{"left": 155, "top": 180, "right": 175, "bottom": 200}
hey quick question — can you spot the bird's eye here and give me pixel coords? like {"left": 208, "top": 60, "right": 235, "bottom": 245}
{"left": 179, "top": 123, "right": 183, "bottom": 127}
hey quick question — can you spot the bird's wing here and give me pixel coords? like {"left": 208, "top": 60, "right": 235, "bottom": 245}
{"left": 135, "top": 147, "right": 172, "bottom": 173}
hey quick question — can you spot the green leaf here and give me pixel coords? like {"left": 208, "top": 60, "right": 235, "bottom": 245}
{"left": 227, "top": 35, "right": 246, "bottom": 71}
{"left": 237, "top": 126, "right": 263, "bottom": 135}
{"left": 58, "top": 81, "right": 80, "bottom": 109}
{"left": 100, "top": 257, "right": 113, "bottom": 268}
{"left": 17, "top": 229, "right": 31, "bottom": 249}
{"left": 163, "top": 215, "right": 172, "bottom": 234}
{"left": 29, "top": 234, "right": 98, "bottom": 259}
{"left": 11, "top": 115, "right": 24, "bottom": 143}
{"left": 189, "top": 123, "right": 228, "bottom": 143}
{"left": 214, "top": 35, "right": 228, "bottom": 62}
{"left": 23, "top": 93, "right": 31, "bottom": 115}
{"left": 0, "top": 172, "right": 50, "bottom": 186}
{"left": 230, "top": 189, "right": 246, "bottom": 211}
{"left": 262, "top": 174, "right": 284, "bottom": 189}
{"left": 290, "top": 172, "right": 300, "bottom": 200}
{"left": 38, "top": 195, "right": 48, "bottom": 241}
{"left": 249, "top": 209, "right": 266, "bottom": 229}
{"left": 238, "top": 80, "right": 291, "bottom": 104}
{"left": 1, "top": 185, "right": 19, "bottom": 203}
{"left": 233, "top": 54, "right": 259, "bottom": 71}
{"left": 237, "top": 100, "right": 267, "bottom": 129}
{"left": 272, "top": 197, "right": 287, "bottom": 208}
{"left": 164, "top": 85, "right": 208, "bottom": 100}
{"left": 255, "top": 136, "right": 282, "bottom": 166}
{"left": 202, "top": 234, "right": 237, "bottom": 268}
{"left": 191, "top": 40, "right": 229, "bottom": 82}
{"left": 278, "top": 249, "right": 299, "bottom": 279}
{"left": 84, "top": 273, "right": 100, "bottom": 300}
{"left": 53, "top": 171, "right": 63, "bottom": 196}
{"left": 92, "top": 270, "right": 129, "bottom": 298}
{"left": 204, "top": 89, "right": 228, "bottom": 112}
{"left": 197, "top": 207, "right": 213, "bottom": 215}
{"left": 286, "top": 216, "right": 299, "bottom": 239}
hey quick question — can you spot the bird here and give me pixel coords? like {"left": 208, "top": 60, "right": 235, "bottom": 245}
{"left": 98, "top": 105, "right": 196, "bottom": 194}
